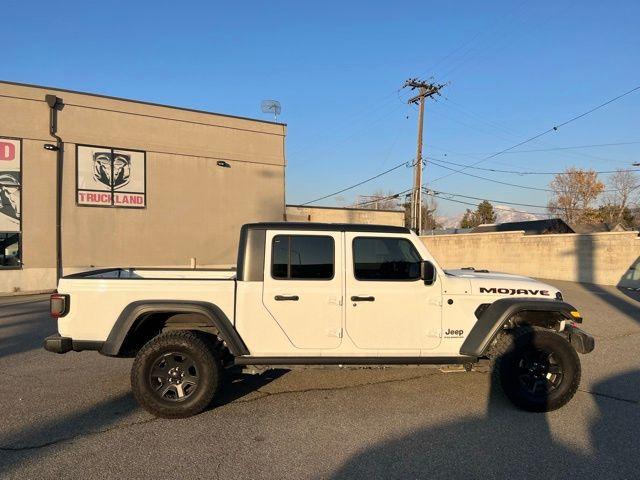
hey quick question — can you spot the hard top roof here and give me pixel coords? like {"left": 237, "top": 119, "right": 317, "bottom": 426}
{"left": 243, "top": 222, "right": 411, "bottom": 234}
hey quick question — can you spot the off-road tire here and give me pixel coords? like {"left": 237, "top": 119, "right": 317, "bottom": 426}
{"left": 491, "top": 326, "right": 581, "bottom": 412}
{"left": 131, "top": 330, "right": 222, "bottom": 418}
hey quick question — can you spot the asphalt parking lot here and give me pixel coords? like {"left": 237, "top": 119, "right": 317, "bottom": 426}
{"left": 0, "top": 281, "right": 639, "bottom": 479}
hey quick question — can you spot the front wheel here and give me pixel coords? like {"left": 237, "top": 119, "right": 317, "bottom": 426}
{"left": 131, "top": 330, "right": 222, "bottom": 418}
{"left": 491, "top": 326, "right": 581, "bottom": 412}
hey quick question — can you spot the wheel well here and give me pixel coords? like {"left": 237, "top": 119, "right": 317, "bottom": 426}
{"left": 118, "top": 311, "right": 229, "bottom": 360}
{"left": 506, "top": 310, "right": 565, "bottom": 330}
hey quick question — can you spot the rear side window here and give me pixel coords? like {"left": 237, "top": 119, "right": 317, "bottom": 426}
{"left": 353, "top": 237, "right": 421, "bottom": 281}
{"left": 271, "top": 235, "right": 334, "bottom": 280}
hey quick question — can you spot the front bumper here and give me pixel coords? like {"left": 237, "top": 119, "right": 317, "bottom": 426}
{"left": 564, "top": 325, "right": 595, "bottom": 354}
{"left": 43, "top": 334, "right": 104, "bottom": 354}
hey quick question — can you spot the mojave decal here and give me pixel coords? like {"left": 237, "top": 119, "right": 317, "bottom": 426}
{"left": 479, "top": 287, "right": 550, "bottom": 296}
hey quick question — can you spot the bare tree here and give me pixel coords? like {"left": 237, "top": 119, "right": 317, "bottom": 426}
{"left": 403, "top": 196, "right": 441, "bottom": 231}
{"left": 548, "top": 167, "right": 604, "bottom": 225}
{"left": 355, "top": 190, "right": 401, "bottom": 210}
{"left": 599, "top": 169, "right": 639, "bottom": 226}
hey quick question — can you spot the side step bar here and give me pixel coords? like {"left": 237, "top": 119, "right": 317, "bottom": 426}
{"left": 234, "top": 356, "right": 478, "bottom": 366}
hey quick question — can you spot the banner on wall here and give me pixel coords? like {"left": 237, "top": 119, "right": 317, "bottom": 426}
{"left": 77, "top": 145, "right": 146, "bottom": 208}
{"left": 0, "top": 138, "right": 21, "bottom": 232}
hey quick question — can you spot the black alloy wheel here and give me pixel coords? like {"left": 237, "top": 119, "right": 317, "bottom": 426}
{"left": 491, "top": 326, "right": 581, "bottom": 412}
{"left": 131, "top": 330, "right": 222, "bottom": 418}
{"left": 149, "top": 351, "right": 200, "bottom": 402}
{"left": 516, "top": 347, "right": 564, "bottom": 396}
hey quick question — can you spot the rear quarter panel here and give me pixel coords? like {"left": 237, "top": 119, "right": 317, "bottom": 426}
{"left": 57, "top": 278, "right": 236, "bottom": 341}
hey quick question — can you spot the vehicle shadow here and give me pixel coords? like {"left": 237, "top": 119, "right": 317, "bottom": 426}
{"left": 330, "top": 368, "right": 640, "bottom": 480}
{"left": 559, "top": 235, "right": 640, "bottom": 327}
{"left": 0, "top": 392, "right": 140, "bottom": 473}
{"left": 213, "top": 368, "right": 290, "bottom": 408}
{"left": 0, "top": 368, "right": 288, "bottom": 474}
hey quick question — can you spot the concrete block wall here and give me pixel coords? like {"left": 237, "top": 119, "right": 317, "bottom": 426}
{"left": 421, "top": 231, "right": 640, "bottom": 287}
{"left": 286, "top": 205, "right": 405, "bottom": 226}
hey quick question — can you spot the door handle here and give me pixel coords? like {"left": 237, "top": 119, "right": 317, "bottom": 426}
{"left": 351, "top": 295, "right": 375, "bottom": 302}
{"left": 275, "top": 295, "right": 299, "bottom": 301}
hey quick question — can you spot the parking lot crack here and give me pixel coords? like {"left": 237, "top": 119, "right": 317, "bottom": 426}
{"left": 0, "top": 417, "right": 159, "bottom": 452}
{"left": 597, "top": 330, "right": 640, "bottom": 341}
{"left": 236, "top": 371, "right": 443, "bottom": 404}
{"left": 578, "top": 388, "right": 639, "bottom": 405}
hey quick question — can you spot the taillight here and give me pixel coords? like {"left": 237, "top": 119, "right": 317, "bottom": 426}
{"left": 50, "top": 294, "right": 69, "bottom": 318}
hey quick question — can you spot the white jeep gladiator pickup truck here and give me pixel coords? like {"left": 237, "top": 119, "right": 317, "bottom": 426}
{"left": 44, "top": 222, "right": 594, "bottom": 418}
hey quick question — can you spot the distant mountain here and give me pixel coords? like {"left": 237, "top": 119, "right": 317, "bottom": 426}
{"left": 438, "top": 205, "right": 546, "bottom": 229}
{"left": 494, "top": 205, "right": 546, "bottom": 223}
{"left": 437, "top": 212, "right": 464, "bottom": 229}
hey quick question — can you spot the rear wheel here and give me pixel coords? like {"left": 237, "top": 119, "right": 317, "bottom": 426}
{"left": 491, "top": 326, "right": 580, "bottom": 412}
{"left": 131, "top": 330, "right": 222, "bottom": 418}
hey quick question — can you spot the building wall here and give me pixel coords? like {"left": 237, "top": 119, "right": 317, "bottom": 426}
{"left": 421, "top": 231, "right": 640, "bottom": 287}
{"left": 286, "top": 205, "right": 405, "bottom": 226}
{"left": 0, "top": 82, "right": 286, "bottom": 293}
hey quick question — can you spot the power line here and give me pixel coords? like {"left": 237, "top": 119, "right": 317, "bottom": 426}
{"left": 427, "top": 158, "right": 636, "bottom": 193}
{"left": 429, "top": 85, "right": 640, "bottom": 184}
{"left": 417, "top": 0, "right": 531, "bottom": 80}
{"left": 426, "top": 156, "right": 640, "bottom": 175}
{"left": 427, "top": 158, "right": 553, "bottom": 191}
{"left": 352, "top": 188, "right": 412, "bottom": 208}
{"left": 426, "top": 188, "right": 553, "bottom": 210}
{"left": 425, "top": 185, "right": 640, "bottom": 215}
{"left": 426, "top": 191, "right": 547, "bottom": 217}
{"left": 438, "top": 97, "right": 630, "bottom": 165}
{"left": 445, "top": 140, "right": 640, "bottom": 155}
{"left": 300, "top": 159, "right": 413, "bottom": 206}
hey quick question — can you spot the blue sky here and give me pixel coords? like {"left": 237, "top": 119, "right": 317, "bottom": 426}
{"left": 3, "top": 0, "right": 639, "bottom": 216}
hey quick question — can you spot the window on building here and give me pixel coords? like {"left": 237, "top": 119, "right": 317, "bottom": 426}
{"left": 0, "top": 233, "right": 20, "bottom": 267}
{"left": 353, "top": 237, "right": 421, "bottom": 281}
{"left": 271, "top": 235, "right": 334, "bottom": 280}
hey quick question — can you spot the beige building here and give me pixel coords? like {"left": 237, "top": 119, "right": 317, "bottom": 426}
{"left": 0, "top": 81, "right": 286, "bottom": 293}
{"left": 286, "top": 204, "right": 405, "bottom": 226}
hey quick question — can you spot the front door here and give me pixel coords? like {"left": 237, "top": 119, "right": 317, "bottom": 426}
{"left": 345, "top": 233, "right": 442, "bottom": 351}
{"left": 262, "top": 231, "right": 343, "bottom": 350}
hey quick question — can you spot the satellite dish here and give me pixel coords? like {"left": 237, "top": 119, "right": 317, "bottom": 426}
{"left": 261, "top": 100, "right": 281, "bottom": 122}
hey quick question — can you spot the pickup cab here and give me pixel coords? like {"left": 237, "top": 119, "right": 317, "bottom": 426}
{"left": 45, "top": 223, "right": 594, "bottom": 418}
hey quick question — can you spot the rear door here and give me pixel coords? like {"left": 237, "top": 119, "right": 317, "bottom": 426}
{"left": 262, "top": 231, "right": 343, "bottom": 349}
{"left": 345, "top": 233, "right": 442, "bottom": 351}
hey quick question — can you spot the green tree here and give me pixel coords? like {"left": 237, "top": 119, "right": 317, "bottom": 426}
{"left": 459, "top": 209, "right": 476, "bottom": 228}
{"left": 476, "top": 200, "right": 497, "bottom": 224}
{"left": 459, "top": 201, "right": 497, "bottom": 228}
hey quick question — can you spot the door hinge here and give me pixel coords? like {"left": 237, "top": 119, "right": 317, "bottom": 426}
{"left": 328, "top": 328, "right": 343, "bottom": 338}
{"left": 429, "top": 298, "right": 443, "bottom": 307}
{"left": 328, "top": 296, "right": 343, "bottom": 306}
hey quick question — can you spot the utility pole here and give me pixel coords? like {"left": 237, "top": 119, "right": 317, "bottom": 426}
{"left": 403, "top": 78, "right": 445, "bottom": 234}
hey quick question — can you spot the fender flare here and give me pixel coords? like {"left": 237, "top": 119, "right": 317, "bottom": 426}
{"left": 460, "top": 298, "right": 578, "bottom": 357}
{"left": 100, "top": 300, "right": 249, "bottom": 357}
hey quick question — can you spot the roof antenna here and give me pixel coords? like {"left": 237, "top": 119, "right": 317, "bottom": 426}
{"left": 261, "top": 100, "right": 281, "bottom": 122}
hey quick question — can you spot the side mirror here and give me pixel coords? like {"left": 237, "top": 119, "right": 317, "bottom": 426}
{"left": 420, "top": 261, "right": 436, "bottom": 285}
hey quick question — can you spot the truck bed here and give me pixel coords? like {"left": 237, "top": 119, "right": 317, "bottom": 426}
{"left": 57, "top": 268, "right": 237, "bottom": 341}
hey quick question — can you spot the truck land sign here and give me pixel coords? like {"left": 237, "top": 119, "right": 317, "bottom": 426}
{"left": 77, "top": 145, "right": 146, "bottom": 208}
{"left": 0, "top": 138, "right": 21, "bottom": 232}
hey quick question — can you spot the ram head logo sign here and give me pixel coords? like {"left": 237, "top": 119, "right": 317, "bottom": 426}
{"left": 92, "top": 152, "right": 131, "bottom": 190}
